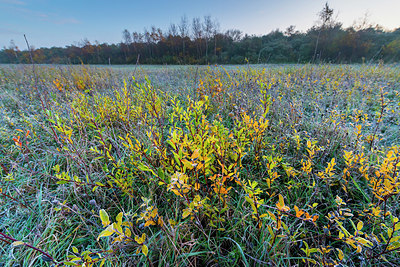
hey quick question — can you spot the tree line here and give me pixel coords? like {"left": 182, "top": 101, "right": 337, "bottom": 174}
{"left": 1, "top": 4, "right": 400, "bottom": 65}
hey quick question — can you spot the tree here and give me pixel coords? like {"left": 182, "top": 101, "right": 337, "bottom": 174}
{"left": 5, "top": 40, "right": 20, "bottom": 63}
{"left": 203, "top": 15, "right": 214, "bottom": 61}
{"left": 226, "top": 29, "right": 242, "bottom": 42}
{"left": 168, "top": 23, "right": 178, "bottom": 37}
{"left": 192, "top": 17, "right": 203, "bottom": 59}
{"left": 284, "top": 25, "right": 296, "bottom": 37}
{"left": 122, "top": 29, "right": 132, "bottom": 61}
{"left": 178, "top": 15, "right": 189, "bottom": 58}
{"left": 312, "top": 2, "right": 335, "bottom": 62}
{"left": 123, "top": 29, "right": 132, "bottom": 45}
{"left": 212, "top": 20, "right": 220, "bottom": 57}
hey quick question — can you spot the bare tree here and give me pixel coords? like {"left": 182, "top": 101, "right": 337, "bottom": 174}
{"left": 122, "top": 29, "right": 132, "bottom": 61}
{"left": 226, "top": 29, "right": 242, "bottom": 42}
{"left": 8, "top": 40, "right": 19, "bottom": 62}
{"left": 192, "top": 17, "right": 203, "bottom": 39}
{"left": 203, "top": 15, "right": 214, "bottom": 60}
{"left": 179, "top": 15, "right": 189, "bottom": 37}
{"left": 284, "top": 25, "right": 296, "bottom": 37}
{"left": 132, "top": 32, "right": 143, "bottom": 43}
{"left": 94, "top": 40, "right": 101, "bottom": 63}
{"left": 168, "top": 23, "right": 179, "bottom": 56}
{"left": 313, "top": 2, "right": 334, "bottom": 62}
{"left": 353, "top": 12, "right": 373, "bottom": 31}
{"left": 131, "top": 32, "right": 140, "bottom": 53}
{"left": 192, "top": 17, "right": 203, "bottom": 58}
{"left": 123, "top": 29, "right": 132, "bottom": 45}
{"left": 319, "top": 2, "right": 334, "bottom": 28}
{"left": 178, "top": 15, "right": 189, "bottom": 57}
{"left": 143, "top": 28, "right": 152, "bottom": 57}
{"left": 213, "top": 20, "right": 220, "bottom": 57}
{"left": 168, "top": 23, "right": 178, "bottom": 37}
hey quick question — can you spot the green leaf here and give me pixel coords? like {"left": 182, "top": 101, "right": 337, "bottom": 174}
{"left": 64, "top": 262, "right": 78, "bottom": 266}
{"left": 349, "top": 175, "right": 371, "bottom": 202}
{"left": 52, "top": 165, "right": 60, "bottom": 173}
{"left": 138, "top": 163, "right": 155, "bottom": 175}
{"left": 157, "top": 168, "right": 165, "bottom": 180}
{"left": 223, "top": 237, "right": 249, "bottom": 267}
{"left": 182, "top": 210, "right": 191, "bottom": 219}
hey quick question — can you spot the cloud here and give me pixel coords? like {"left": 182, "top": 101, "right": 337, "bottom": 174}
{"left": 0, "top": 0, "right": 26, "bottom": 5}
{"left": 53, "top": 18, "right": 80, "bottom": 25}
{"left": 10, "top": 7, "right": 80, "bottom": 25}
{"left": 12, "top": 6, "right": 50, "bottom": 19}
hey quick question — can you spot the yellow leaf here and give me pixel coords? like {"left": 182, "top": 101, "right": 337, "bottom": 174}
{"left": 158, "top": 216, "right": 164, "bottom": 227}
{"left": 278, "top": 194, "right": 284, "bottom": 207}
{"left": 339, "top": 231, "right": 344, "bottom": 239}
{"left": 113, "top": 222, "right": 123, "bottom": 234}
{"left": 116, "top": 212, "right": 123, "bottom": 226}
{"left": 182, "top": 159, "right": 194, "bottom": 170}
{"left": 182, "top": 209, "right": 191, "bottom": 219}
{"left": 97, "top": 225, "right": 115, "bottom": 241}
{"left": 191, "top": 149, "right": 200, "bottom": 160}
{"left": 142, "top": 244, "right": 148, "bottom": 256}
{"left": 357, "top": 221, "right": 363, "bottom": 231}
{"left": 194, "top": 183, "right": 200, "bottom": 190}
{"left": 276, "top": 218, "right": 282, "bottom": 230}
{"left": 144, "top": 220, "right": 156, "bottom": 227}
{"left": 135, "top": 233, "right": 146, "bottom": 245}
{"left": 150, "top": 208, "right": 158, "bottom": 218}
{"left": 337, "top": 248, "right": 344, "bottom": 261}
{"left": 294, "top": 205, "right": 304, "bottom": 218}
{"left": 169, "top": 219, "right": 176, "bottom": 227}
{"left": 99, "top": 209, "right": 110, "bottom": 227}
{"left": 355, "top": 237, "right": 373, "bottom": 248}
{"left": 12, "top": 241, "right": 25, "bottom": 247}
{"left": 267, "top": 211, "right": 276, "bottom": 221}
{"left": 125, "top": 227, "right": 132, "bottom": 238}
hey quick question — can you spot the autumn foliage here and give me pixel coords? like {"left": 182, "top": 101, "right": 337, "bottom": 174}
{"left": 0, "top": 64, "right": 399, "bottom": 266}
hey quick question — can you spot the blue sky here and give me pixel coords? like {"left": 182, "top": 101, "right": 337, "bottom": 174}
{"left": 1, "top": 0, "right": 399, "bottom": 49}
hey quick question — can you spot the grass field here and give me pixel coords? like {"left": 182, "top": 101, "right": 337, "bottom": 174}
{"left": 0, "top": 63, "right": 400, "bottom": 266}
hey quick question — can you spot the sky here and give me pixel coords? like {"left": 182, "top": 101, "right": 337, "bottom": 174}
{"left": 1, "top": 0, "right": 399, "bottom": 49}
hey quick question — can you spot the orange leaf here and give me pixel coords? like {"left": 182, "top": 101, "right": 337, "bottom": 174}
{"left": 276, "top": 194, "right": 290, "bottom": 212}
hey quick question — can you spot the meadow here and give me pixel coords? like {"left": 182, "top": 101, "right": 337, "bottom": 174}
{"left": 0, "top": 63, "right": 399, "bottom": 266}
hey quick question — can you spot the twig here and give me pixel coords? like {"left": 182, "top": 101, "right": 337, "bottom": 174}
{"left": 0, "top": 231, "right": 55, "bottom": 262}
{"left": 23, "top": 34, "right": 38, "bottom": 90}
{"left": 133, "top": 54, "right": 140, "bottom": 77}
{"left": 0, "top": 190, "right": 33, "bottom": 210}
{"left": 0, "top": 162, "right": 8, "bottom": 174}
